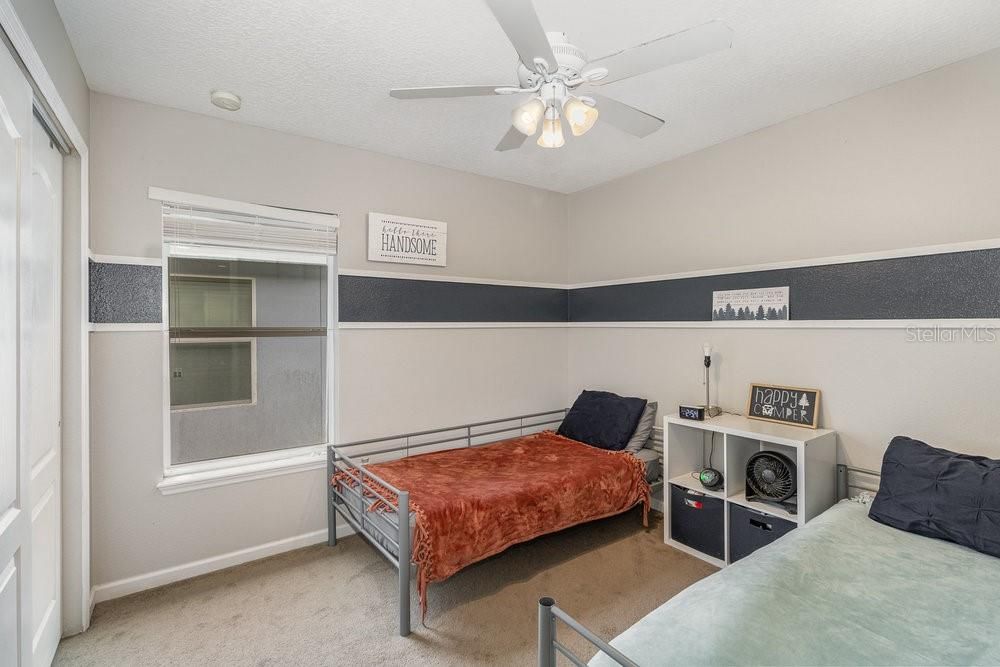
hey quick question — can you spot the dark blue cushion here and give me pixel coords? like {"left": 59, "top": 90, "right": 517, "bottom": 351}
{"left": 558, "top": 390, "right": 647, "bottom": 451}
{"left": 868, "top": 436, "right": 1000, "bottom": 558}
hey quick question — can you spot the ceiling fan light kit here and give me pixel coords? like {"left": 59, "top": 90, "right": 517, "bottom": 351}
{"left": 537, "top": 113, "right": 565, "bottom": 149}
{"left": 512, "top": 97, "right": 545, "bottom": 135}
{"left": 390, "top": 0, "right": 733, "bottom": 151}
{"left": 563, "top": 97, "right": 598, "bottom": 137}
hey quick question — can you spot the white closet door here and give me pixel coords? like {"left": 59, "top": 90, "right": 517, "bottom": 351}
{"left": 24, "top": 115, "right": 63, "bottom": 667}
{"left": 0, "top": 40, "right": 34, "bottom": 667}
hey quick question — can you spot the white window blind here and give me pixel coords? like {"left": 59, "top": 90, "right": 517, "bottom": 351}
{"left": 155, "top": 189, "right": 338, "bottom": 256}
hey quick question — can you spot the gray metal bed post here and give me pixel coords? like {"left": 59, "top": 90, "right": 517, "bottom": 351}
{"left": 538, "top": 597, "right": 641, "bottom": 667}
{"left": 538, "top": 598, "right": 556, "bottom": 667}
{"left": 327, "top": 447, "right": 337, "bottom": 547}
{"left": 836, "top": 463, "right": 848, "bottom": 502}
{"left": 398, "top": 490, "right": 411, "bottom": 636}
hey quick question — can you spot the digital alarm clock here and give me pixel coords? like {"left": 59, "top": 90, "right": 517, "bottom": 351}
{"left": 678, "top": 405, "right": 706, "bottom": 421}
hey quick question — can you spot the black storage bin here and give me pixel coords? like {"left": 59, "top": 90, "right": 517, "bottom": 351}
{"left": 728, "top": 503, "right": 796, "bottom": 563}
{"left": 670, "top": 484, "right": 724, "bottom": 560}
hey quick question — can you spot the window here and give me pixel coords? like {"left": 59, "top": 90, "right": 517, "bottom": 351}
{"left": 155, "top": 189, "right": 338, "bottom": 484}
{"left": 167, "top": 257, "right": 329, "bottom": 465}
{"left": 169, "top": 275, "right": 256, "bottom": 410}
{"left": 170, "top": 275, "right": 253, "bottom": 328}
{"left": 170, "top": 339, "right": 255, "bottom": 409}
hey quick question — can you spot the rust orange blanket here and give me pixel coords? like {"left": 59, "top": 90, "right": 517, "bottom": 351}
{"left": 333, "top": 431, "right": 650, "bottom": 617}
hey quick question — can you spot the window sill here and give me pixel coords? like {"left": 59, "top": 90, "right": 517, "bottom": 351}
{"left": 157, "top": 445, "right": 328, "bottom": 495}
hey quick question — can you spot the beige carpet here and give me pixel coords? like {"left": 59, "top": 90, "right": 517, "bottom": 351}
{"left": 55, "top": 510, "right": 715, "bottom": 666}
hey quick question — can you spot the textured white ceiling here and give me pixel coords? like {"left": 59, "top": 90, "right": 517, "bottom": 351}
{"left": 55, "top": 0, "right": 1000, "bottom": 193}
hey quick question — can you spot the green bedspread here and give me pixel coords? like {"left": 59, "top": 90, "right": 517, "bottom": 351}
{"left": 591, "top": 500, "right": 1000, "bottom": 666}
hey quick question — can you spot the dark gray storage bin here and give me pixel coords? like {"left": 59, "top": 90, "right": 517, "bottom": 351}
{"left": 728, "top": 503, "right": 796, "bottom": 563}
{"left": 670, "top": 484, "right": 724, "bottom": 560}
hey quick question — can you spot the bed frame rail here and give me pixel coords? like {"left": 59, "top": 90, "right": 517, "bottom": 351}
{"left": 836, "top": 464, "right": 881, "bottom": 501}
{"left": 540, "top": 465, "right": 884, "bottom": 664}
{"left": 327, "top": 408, "right": 568, "bottom": 636}
{"left": 538, "top": 598, "right": 639, "bottom": 667}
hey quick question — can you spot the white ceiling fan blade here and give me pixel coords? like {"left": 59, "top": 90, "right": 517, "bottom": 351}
{"left": 483, "top": 0, "right": 558, "bottom": 74}
{"left": 586, "top": 20, "right": 733, "bottom": 86}
{"left": 495, "top": 126, "right": 528, "bottom": 151}
{"left": 592, "top": 94, "right": 664, "bottom": 138}
{"left": 390, "top": 85, "right": 510, "bottom": 99}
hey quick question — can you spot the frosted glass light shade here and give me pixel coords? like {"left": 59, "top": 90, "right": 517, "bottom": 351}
{"left": 511, "top": 98, "right": 545, "bottom": 136}
{"left": 563, "top": 97, "right": 598, "bottom": 136}
{"left": 536, "top": 118, "right": 565, "bottom": 148}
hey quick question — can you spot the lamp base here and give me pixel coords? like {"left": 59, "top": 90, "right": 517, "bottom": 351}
{"left": 702, "top": 405, "right": 722, "bottom": 418}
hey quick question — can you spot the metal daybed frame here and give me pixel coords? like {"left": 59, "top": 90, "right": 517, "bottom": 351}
{"left": 536, "top": 464, "right": 881, "bottom": 666}
{"left": 326, "top": 408, "right": 568, "bottom": 636}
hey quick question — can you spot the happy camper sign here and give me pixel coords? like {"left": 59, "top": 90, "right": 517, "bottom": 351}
{"left": 746, "top": 383, "right": 820, "bottom": 429}
{"left": 368, "top": 212, "right": 447, "bottom": 267}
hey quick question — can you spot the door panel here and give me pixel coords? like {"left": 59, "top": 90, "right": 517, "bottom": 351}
{"left": 0, "top": 40, "right": 48, "bottom": 667}
{"left": 0, "top": 51, "right": 23, "bottom": 524}
{"left": 29, "top": 489, "right": 55, "bottom": 650}
{"left": 26, "top": 115, "right": 63, "bottom": 667}
{"left": 1, "top": 559, "right": 19, "bottom": 666}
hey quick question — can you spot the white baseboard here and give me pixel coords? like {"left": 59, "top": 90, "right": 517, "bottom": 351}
{"left": 91, "top": 523, "right": 355, "bottom": 604}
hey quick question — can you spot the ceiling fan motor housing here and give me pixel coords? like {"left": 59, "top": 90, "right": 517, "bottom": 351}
{"left": 517, "top": 32, "right": 588, "bottom": 87}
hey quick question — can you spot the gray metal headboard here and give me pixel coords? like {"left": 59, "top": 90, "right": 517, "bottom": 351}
{"left": 836, "top": 464, "right": 881, "bottom": 501}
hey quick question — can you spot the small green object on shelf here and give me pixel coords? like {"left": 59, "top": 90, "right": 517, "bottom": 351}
{"left": 699, "top": 468, "right": 724, "bottom": 490}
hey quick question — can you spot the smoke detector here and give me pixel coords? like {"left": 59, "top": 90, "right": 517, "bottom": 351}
{"left": 210, "top": 90, "right": 242, "bottom": 111}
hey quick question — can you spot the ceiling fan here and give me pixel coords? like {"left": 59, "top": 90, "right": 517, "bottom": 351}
{"left": 390, "top": 0, "right": 733, "bottom": 151}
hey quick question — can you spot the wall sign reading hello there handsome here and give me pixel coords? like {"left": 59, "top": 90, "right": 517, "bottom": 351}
{"left": 368, "top": 212, "right": 447, "bottom": 267}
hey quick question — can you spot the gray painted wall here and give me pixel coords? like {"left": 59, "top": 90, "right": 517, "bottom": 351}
{"left": 88, "top": 92, "right": 568, "bottom": 283}
{"left": 565, "top": 48, "right": 1000, "bottom": 465}
{"left": 568, "top": 47, "right": 1000, "bottom": 284}
{"left": 87, "top": 94, "right": 568, "bottom": 588}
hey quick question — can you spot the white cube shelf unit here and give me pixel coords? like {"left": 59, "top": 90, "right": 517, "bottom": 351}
{"left": 664, "top": 413, "right": 837, "bottom": 568}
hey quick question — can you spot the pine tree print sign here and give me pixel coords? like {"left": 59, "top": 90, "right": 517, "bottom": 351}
{"left": 712, "top": 287, "right": 789, "bottom": 321}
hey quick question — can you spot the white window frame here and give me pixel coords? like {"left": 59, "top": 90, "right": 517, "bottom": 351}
{"left": 168, "top": 273, "right": 259, "bottom": 412}
{"left": 158, "top": 226, "right": 338, "bottom": 495}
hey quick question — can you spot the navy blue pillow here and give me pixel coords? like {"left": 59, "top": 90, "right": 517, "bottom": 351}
{"left": 558, "top": 390, "right": 648, "bottom": 451}
{"left": 868, "top": 436, "right": 1000, "bottom": 558}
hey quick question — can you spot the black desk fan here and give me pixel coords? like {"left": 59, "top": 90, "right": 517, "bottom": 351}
{"left": 745, "top": 450, "right": 797, "bottom": 514}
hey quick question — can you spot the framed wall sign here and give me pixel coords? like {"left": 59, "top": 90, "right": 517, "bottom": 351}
{"left": 713, "top": 287, "right": 789, "bottom": 321}
{"left": 368, "top": 212, "right": 447, "bottom": 267}
{"left": 746, "top": 383, "right": 820, "bottom": 429}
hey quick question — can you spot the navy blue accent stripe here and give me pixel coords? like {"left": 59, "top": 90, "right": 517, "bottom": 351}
{"left": 338, "top": 275, "right": 567, "bottom": 322}
{"left": 88, "top": 249, "right": 1000, "bottom": 324}
{"left": 89, "top": 260, "right": 162, "bottom": 324}
{"left": 568, "top": 249, "right": 1000, "bottom": 321}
